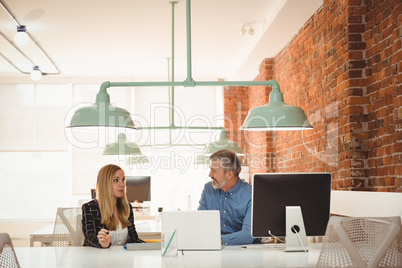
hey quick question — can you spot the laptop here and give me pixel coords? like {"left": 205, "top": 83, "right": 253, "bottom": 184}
{"left": 162, "top": 210, "right": 223, "bottom": 251}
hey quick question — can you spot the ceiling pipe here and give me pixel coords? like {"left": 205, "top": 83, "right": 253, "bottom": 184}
{"left": 169, "top": 1, "right": 177, "bottom": 141}
{"left": 185, "top": 0, "right": 195, "bottom": 86}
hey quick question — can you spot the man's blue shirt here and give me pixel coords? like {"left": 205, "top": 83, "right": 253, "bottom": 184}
{"left": 198, "top": 179, "right": 255, "bottom": 246}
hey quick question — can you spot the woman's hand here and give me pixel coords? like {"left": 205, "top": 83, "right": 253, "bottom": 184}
{"left": 98, "top": 229, "right": 111, "bottom": 248}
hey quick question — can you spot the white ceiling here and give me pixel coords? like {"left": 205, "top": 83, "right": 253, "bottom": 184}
{"left": 0, "top": 0, "right": 322, "bottom": 82}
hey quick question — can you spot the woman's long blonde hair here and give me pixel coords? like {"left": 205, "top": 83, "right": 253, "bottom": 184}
{"left": 96, "top": 164, "right": 131, "bottom": 230}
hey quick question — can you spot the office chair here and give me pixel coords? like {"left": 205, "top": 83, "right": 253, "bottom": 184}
{"left": 317, "top": 216, "right": 402, "bottom": 268}
{"left": 74, "top": 214, "right": 85, "bottom": 246}
{"left": 0, "top": 233, "right": 20, "bottom": 268}
{"left": 51, "top": 207, "right": 85, "bottom": 247}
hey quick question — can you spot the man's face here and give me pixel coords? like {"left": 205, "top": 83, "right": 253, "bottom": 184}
{"left": 209, "top": 159, "right": 227, "bottom": 189}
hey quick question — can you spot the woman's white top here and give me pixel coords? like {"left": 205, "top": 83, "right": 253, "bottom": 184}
{"left": 109, "top": 222, "right": 129, "bottom": 246}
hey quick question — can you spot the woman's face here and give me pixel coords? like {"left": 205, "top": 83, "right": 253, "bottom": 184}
{"left": 112, "top": 169, "right": 126, "bottom": 198}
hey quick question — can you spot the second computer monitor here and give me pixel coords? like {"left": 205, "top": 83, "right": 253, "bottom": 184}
{"left": 125, "top": 176, "right": 151, "bottom": 203}
{"left": 252, "top": 172, "right": 331, "bottom": 238}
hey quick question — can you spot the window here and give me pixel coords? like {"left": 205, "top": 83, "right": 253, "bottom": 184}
{"left": 0, "top": 81, "right": 224, "bottom": 219}
{"left": 0, "top": 84, "right": 70, "bottom": 151}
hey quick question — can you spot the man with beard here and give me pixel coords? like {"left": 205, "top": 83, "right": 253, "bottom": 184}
{"left": 198, "top": 149, "right": 256, "bottom": 246}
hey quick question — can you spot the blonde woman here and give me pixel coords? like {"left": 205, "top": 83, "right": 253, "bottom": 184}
{"left": 82, "top": 164, "right": 144, "bottom": 248}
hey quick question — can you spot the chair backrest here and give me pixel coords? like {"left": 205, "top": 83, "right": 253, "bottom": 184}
{"left": 51, "top": 207, "right": 84, "bottom": 247}
{"left": 317, "top": 216, "right": 402, "bottom": 268}
{"left": 74, "top": 214, "right": 85, "bottom": 246}
{"left": 0, "top": 233, "right": 20, "bottom": 268}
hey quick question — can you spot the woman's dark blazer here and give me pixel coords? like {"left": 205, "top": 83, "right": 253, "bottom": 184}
{"left": 81, "top": 199, "right": 144, "bottom": 248}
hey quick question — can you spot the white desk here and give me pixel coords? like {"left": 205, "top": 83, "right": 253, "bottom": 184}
{"left": 15, "top": 243, "right": 323, "bottom": 268}
{"left": 30, "top": 220, "right": 161, "bottom": 247}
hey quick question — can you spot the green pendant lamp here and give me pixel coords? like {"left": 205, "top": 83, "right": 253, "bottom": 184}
{"left": 240, "top": 82, "right": 313, "bottom": 131}
{"left": 204, "top": 130, "right": 244, "bottom": 156}
{"left": 66, "top": 87, "right": 137, "bottom": 130}
{"left": 102, "top": 133, "right": 142, "bottom": 155}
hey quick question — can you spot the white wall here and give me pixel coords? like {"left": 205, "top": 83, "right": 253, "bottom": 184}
{"left": 331, "top": 190, "right": 402, "bottom": 218}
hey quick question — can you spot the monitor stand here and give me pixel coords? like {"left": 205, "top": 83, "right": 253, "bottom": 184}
{"left": 285, "top": 206, "right": 308, "bottom": 252}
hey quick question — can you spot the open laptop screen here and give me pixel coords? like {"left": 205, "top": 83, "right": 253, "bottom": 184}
{"left": 162, "top": 210, "right": 222, "bottom": 250}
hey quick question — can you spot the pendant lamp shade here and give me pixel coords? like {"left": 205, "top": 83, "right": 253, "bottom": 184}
{"left": 103, "top": 133, "right": 142, "bottom": 155}
{"left": 240, "top": 87, "right": 313, "bottom": 131}
{"left": 66, "top": 88, "right": 137, "bottom": 130}
{"left": 204, "top": 130, "right": 244, "bottom": 156}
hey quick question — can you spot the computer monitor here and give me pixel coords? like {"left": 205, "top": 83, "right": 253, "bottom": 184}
{"left": 252, "top": 172, "right": 331, "bottom": 252}
{"left": 125, "top": 176, "right": 151, "bottom": 203}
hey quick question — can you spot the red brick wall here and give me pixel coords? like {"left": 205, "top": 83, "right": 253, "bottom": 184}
{"left": 365, "top": 0, "right": 402, "bottom": 191}
{"left": 223, "top": 85, "right": 248, "bottom": 165}
{"left": 224, "top": 0, "right": 401, "bottom": 191}
{"left": 275, "top": 0, "right": 370, "bottom": 190}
